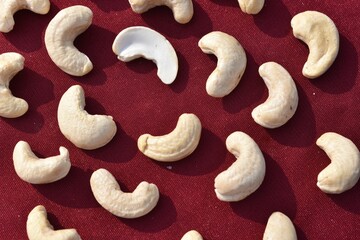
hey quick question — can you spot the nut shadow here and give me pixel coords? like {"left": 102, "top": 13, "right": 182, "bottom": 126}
{"left": 3, "top": 68, "right": 54, "bottom": 133}
{"left": 122, "top": 194, "right": 177, "bottom": 232}
{"left": 210, "top": 0, "right": 239, "bottom": 8}
{"left": 222, "top": 53, "right": 263, "bottom": 114}
{"left": 254, "top": 0, "right": 292, "bottom": 38}
{"left": 230, "top": 153, "right": 297, "bottom": 223}
{"left": 89, "top": 0, "right": 128, "bottom": 12}
{"left": 328, "top": 183, "right": 360, "bottom": 214}
{"left": 82, "top": 97, "right": 137, "bottom": 163}
{"left": 311, "top": 35, "right": 358, "bottom": 94}
{"left": 140, "top": 1, "right": 213, "bottom": 39}
{"left": 169, "top": 51, "right": 190, "bottom": 93}
{"left": 266, "top": 84, "right": 316, "bottom": 147}
{"left": 4, "top": 11, "right": 49, "bottom": 52}
{"left": 33, "top": 167, "right": 99, "bottom": 208}
{"left": 156, "top": 128, "right": 226, "bottom": 176}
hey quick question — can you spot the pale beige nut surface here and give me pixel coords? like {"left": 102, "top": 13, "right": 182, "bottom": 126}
{"left": 0, "top": 0, "right": 50, "bottom": 33}
{"left": 181, "top": 230, "right": 203, "bottom": 240}
{"left": 112, "top": 26, "right": 178, "bottom": 84}
{"left": 263, "top": 212, "right": 297, "bottom": 240}
{"left": 13, "top": 141, "right": 71, "bottom": 184}
{"left": 251, "top": 62, "right": 298, "bottom": 129}
{"left": 291, "top": 11, "right": 339, "bottom": 79}
{"left": 198, "top": 31, "right": 247, "bottom": 98}
{"left": 238, "top": 0, "right": 264, "bottom": 14}
{"left": 90, "top": 168, "right": 160, "bottom": 219}
{"left": 27, "top": 205, "right": 81, "bottom": 240}
{"left": 128, "top": 0, "right": 193, "bottom": 24}
{"left": 0, "top": 52, "right": 28, "bottom": 118}
{"left": 57, "top": 85, "right": 117, "bottom": 150}
{"left": 138, "top": 113, "right": 202, "bottom": 162}
{"left": 45, "top": 5, "right": 93, "bottom": 76}
{"left": 316, "top": 132, "right": 360, "bottom": 194}
{"left": 215, "top": 131, "right": 265, "bottom": 202}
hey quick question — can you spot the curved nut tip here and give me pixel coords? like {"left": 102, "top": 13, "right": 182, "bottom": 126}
{"left": 27, "top": 205, "right": 81, "bottom": 240}
{"left": 13, "top": 141, "right": 71, "bottom": 184}
{"left": 137, "top": 113, "right": 202, "bottom": 162}
{"left": 128, "top": 0, "right": 194, "bottom": 24}
{"left": 57, "top": 85, "right": 117, "bottom": 150}
{"left": 291, "top": 11, "right": 339, "bottom": 79}
{"left": 215, "top": 131, "right": 265, "bottom": 201}
{"left": 238, "top": 0, "right": 264, "bottom": 14}
{"left": 90, "top": 168, "right": 160, "bottom": 218}
{"left": 316, "top": 132, "right": 360, "bottom": 194}
{"left": 263, "top": 212, "right": 297, "bottom": 240}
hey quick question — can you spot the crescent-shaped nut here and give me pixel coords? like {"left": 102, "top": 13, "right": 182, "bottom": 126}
{"left": 13, "top": 141, "right": 71, "bottom": 184}
{"left": 112, "top": 26, "right": 178, "bottom": 85}
{"left": 263, "top": 212, "right": 297, "bottom": 240}
{"left": 57, "top": 85, "right": 117, "bottom": 150}
{"left": 128, "top": 0, "right": 193, "bottom": 24}
{"left": 214, "top": 131, "right": 265, "bottom": 202}
{"left": 90, "top": 168, "right": 160, "bottom": 219}
{"left": 237, "top": 0, "right": 264, "bottom": 14}
{"left": 137, "top": 113, "right": 202, "bottom": 162}
{"left": 316, "top": 132, "right": 360, "bottom": 194}
{"left": 45, "top": 5, "right": 93, "bottom": 76}
{"left": 27, "top": 205, "right": 81, "bottom": 240}
{"left": 0, "top": 52, "right": 28, "bottom": 118}
{"left": 181, "top": 230, "right": 203, "bottom": 240}
{"left": 198, "top": 31, "right": 247, "bottom": 98}
{"left": 251, "top": 62, "right": 298, "bottom": 129}
{"left": 291, "top": 11, "right": 339, "bottom": 79}
{"left": 0, "top": 0, "right": 50, "bottom": 33}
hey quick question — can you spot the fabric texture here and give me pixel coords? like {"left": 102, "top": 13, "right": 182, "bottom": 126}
{"left": 0, "top": 0, "right": 359, "bottom": 239}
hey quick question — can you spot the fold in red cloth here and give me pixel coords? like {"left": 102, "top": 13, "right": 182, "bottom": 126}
{"left": 0, "top": 0, "right": 359, "bottom": 239}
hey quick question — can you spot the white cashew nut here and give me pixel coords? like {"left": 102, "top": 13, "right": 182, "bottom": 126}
{"left": 0, "top": 52, "right": 28, "bottom": 118}
{"left": 198, "top": 31, "right": 247, "bottom": 98}
{"left": 181, "top": 230, "right": 203, "bottom": 240}
{"left": 112, "top": 26, "right": 178, "bottom": 85}
{"left": 13, "top": 141, "right": 71, "bottom": 184}
{"left": 138, "top": 113, "right": 202, "bottom": 162}
{"left": 251, "top": 62, "right": 298, "bottom": 129}
{"left": 57, "top": 85, "right": 117, "bottom": 150}
{"left": 214, "top": 131, "right": 265, "bottom": 202}
{"left": 90, "top": 168, "right": 159, "bottom": 219}
{"left": 237, "top": 0, "right": 264, "bottom": 14}
{"left": 291, "top": 11, "right": 339, "bottom": 79}
{"left": 128, "top": 0, "right": 193, "bottom": 24}
{"left": 316, "top": 132, "right": 360, "bottom": 194}
{"left": 0, "top": 0, "right": 50, "bottom": 33}
{"left": 263, "top": 212, "right": 297, "bottom": 240}
{"left": 45, "top": 5, "right": 93, "bottom": 76}
{"left": 27, "top": 205, "right": 81, "bottom": 240}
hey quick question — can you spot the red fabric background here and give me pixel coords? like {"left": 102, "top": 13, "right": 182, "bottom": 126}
{"left": 0, "top": 0, "right": 359, "bottom": 239}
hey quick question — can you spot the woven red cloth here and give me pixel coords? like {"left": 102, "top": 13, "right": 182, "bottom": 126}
{"left": 1, "top": 0, "right": 359, "bottom": 239}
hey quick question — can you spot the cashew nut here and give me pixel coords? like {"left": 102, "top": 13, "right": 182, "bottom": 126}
{"left": 57, "top": 85, "right": 117, "bottom": 150}
{"left": 181, "top": 230, "right": 203, "bottom": 240}
{"left": 128, "top": 0, "right": 193, "bottom": 24}
{"left": 251, "top": 62, "right": 298, "bottom": 129}
{"left": 0, "top": 52, "right": 28, "bottom": 118}
{"left": 291, "top": 11, "right": 339, "bottom": 79}
{"left": 0, "top": 0, "right": 50, "bottom": 33}
{"left": 214, "top": 131, "right": 265, "bottom": 202}
{"left": 27, "top": 205, "right": 81, "bottom": 240}
{"left": 45, "top": 5, "right": 93, "bottom": 76}
{"left": 138, "top": 113, "right": 202, "bottom": 162}
{"left": 316, "top": 132, "right": 360, "bottom": 194}
{"left": 198, "top": 31, "right": 247, "bottom": 98}
{"left": 112, "top": 26, "right": 178, "bottom": 84}
{"left": 13, "top": 141, "right": 71, "bottom": 184}
{"left": 90, "top": 168, "right": 159, "bottom": 219}
{"left": 237, "top": 0, "right": 264, "bottom": 14}
{"left": 263, "top": 212, "right": 297, "bottom": 240}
